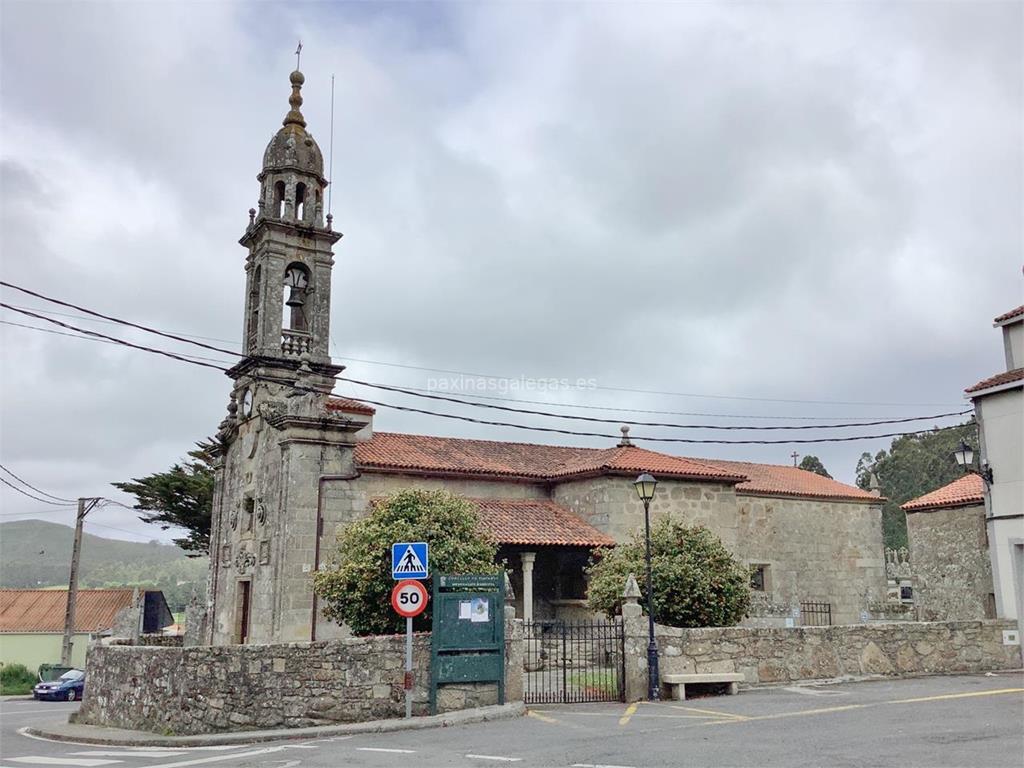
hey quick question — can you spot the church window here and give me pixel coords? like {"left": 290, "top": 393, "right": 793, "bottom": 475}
{"left": 295, "top": 182, "right": 307, "bottom": 222}
{"left": 750, "top": 564, "right": 770, "bottom": 592}
{"left": 274, "top": 181, "right": 286, "bottom": 218}
{"left": 283, "top": 263, "right": 310, "bottom": 332}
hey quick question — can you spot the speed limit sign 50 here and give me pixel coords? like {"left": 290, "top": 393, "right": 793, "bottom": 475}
{"left": 391, "top": 579, "right": 428, "bottom": 618}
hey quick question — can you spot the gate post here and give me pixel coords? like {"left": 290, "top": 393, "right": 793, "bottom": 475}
{"left": 504, "top": 605, "right": 524, "bottom": 703}
{"left": 621, "top": 574, "right": 650, "bottom": 702}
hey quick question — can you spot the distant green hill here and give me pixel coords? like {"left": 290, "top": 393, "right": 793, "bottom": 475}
{"left": 0, "top": 520, "right": 207, "bottom": 612}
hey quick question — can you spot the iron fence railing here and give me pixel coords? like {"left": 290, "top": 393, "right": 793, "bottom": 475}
{"left": 800, "top": 601, "right": 833, "bottom": 626}
{"left": 523, "top": 619, "right": 625, "bottom": 704}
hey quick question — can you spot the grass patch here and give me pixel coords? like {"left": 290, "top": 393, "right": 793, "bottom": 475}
{"left": 567, "top": 667, "right": 619, "bottom": 697}
{"left": 1, "top": 663, "right": 37, "bottom": 695}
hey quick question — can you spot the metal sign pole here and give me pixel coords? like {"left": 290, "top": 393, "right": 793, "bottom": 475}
{"left": 405, "top": 615, "right": 413, "bottom": 718}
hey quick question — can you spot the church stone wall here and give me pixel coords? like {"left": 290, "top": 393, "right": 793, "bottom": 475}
{"left": 733, "top": 495, "right": 886, "bottom": 626}
{"left": 551, "top": 476, "right": 740, "bottom": 547}
{"left": 906, "top": 503, "right": 994, "bottom": 621}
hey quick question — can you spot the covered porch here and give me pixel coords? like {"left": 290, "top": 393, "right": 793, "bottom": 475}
{"left": 470, "top": 498, "right": 616, "bottom": 621}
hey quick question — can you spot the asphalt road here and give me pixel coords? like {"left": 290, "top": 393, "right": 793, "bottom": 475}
{"left": 1, "top": 673, "right": 1021, "bottom": 767}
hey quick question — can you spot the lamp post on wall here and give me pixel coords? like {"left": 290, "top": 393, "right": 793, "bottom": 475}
{"left": 633, "top": 472, "right": 660, "bottom": 700}
{"left": 953, "top": 438, "right": 994, "bottom": 485}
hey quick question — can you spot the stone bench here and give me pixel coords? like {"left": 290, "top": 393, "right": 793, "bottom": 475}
{"left": 662, "top": 672, "right": 744, "bottom": 701}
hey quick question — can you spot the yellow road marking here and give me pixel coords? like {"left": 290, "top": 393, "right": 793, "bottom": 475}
{"left": 667, "top": 704, "right": 749, "bottom": 721}
{"left": 885, "top": 688, "right": 1024, "bottom": 705}
{"left": 618, "top": 702, "right": 638, "bottom": 726}
{"left": 527, "top": 710, "right": 561, "bottom": 724}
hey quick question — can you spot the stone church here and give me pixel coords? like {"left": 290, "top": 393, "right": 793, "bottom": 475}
{"left": 205, "top": 68, "right": 887, "bottom": 646}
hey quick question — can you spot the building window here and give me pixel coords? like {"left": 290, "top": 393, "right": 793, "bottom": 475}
{"left": 750, "top": 564, "right": 770, "bottom": 592}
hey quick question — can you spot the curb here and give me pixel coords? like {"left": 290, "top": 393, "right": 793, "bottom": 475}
{"left": 24, "top": 701, "right": 526, "bottom": 747}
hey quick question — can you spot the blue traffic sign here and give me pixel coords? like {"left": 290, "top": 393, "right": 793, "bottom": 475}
{"left": 392, "top": 542, "right": 429, "bottom": 580}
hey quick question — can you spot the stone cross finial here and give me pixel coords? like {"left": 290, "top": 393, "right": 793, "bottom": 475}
{"left": 622, "top": 573, "right": 642, "bottom": 600}
{"left": 621, "top": 573, "right": 642, "bottom": 619}
{"left": 618, "top": 425, "right": 632, "bottom": 447}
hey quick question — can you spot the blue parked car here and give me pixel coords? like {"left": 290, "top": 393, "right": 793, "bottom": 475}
{"left": 33, "top": 669, "right": 85, "bottom": 701}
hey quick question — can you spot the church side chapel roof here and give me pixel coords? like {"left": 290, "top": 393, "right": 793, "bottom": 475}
{"left": 901, "top": 473, "right": 985, "bottom": 512}
{"left": 704, "top": 459, "right": 881, "bottom": 502}
{"left": 326, "top": 397, "right": 377, "bottom": 416}
{"left": 351, "top": 431, "right": 876, "bottom": 501}
{"left": 354, "top": 431, "right": 745, "bottom": 483}
{"left": 472, "top": 499, "right": 616, "bottom": 547}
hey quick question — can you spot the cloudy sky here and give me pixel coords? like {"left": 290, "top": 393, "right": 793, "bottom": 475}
{"left": 1, "top": 1, "right": 1021, "bottom": 543}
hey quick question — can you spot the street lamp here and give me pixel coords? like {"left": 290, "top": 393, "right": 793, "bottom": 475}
{"left": 953, "top": 439, "right": 994, "bottom": 484}
{"left": 633, "top": 472, "right": 660, "bottom": 700}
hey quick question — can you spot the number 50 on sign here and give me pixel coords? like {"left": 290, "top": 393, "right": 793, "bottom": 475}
{"left": 391, "top": 579, "right": 428, "bottom": 618}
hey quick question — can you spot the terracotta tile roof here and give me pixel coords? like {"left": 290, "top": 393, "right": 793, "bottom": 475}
{"left": 965, "top": 367, "right": 1024, "bottom": 394}
{"left": 993, "top": 305, "right": 1024, "bottom": 324}
{"left": 326, "top": 397, "right": 376, "bottom": 416}
{"left": 472, "top": 499, "right": 615, "bottom": 547}
{"left": 0, "top": 589, "right": 136, "bottom": 633}
{"left": 699, "top": 459, "right": 881, "bottom": 502}
{"left": 901, "top": 474, "right": 985, "bottom": 512}
{"left": 353, "top": 432, "right": 745, "bottom": 483}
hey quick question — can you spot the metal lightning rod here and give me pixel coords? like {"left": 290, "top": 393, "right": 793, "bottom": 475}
{"left": 328, "top": 74, "right": 335, "bottom": 219}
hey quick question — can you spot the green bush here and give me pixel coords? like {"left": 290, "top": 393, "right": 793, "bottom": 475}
{"left": 586, "top": 519, "right": 750, "bottom": 628}
{"left": 0, "top": 663, "right": 38, "bottom": 695}
{"left": 313, "top": 489, "right": 499, "bottom": 636}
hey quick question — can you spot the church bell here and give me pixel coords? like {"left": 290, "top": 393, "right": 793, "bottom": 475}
{"left": 285, "top": 285, "right": 305, "bottom": 308}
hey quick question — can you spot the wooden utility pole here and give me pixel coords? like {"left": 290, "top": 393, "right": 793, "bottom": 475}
{"left": 61, "top": 497, "right": 98, "bottom": 666}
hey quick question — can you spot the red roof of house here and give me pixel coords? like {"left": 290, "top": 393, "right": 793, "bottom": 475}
{"left": 354, "top": 432, "right": 746, "bottom": 483}
{"left": 965, "top": 367, "right": 1024, "bottom": 394}
{"left": 704, "top": 459, "right": 881, "bottom": 502}
{"left": 901, "top": 474, "right": 985, "bottom": 512}
{"left": 993, "top": 305, "right": 1024, "bottom": 325}
{"left": 472, "top": 499, "right": 615, "bottom": 547}
{"left": 0, "top": 589, "right": 136, "bottom": 633}
{"left": 326, "top": 397, "right": 376, "bottom": 416}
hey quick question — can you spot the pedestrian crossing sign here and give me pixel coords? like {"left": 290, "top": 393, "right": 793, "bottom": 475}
{"left": 392, "top": 542, "right": 429, "bottom": 580}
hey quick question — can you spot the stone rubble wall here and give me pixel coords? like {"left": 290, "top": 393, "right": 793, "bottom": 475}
{"left": 74, "top": 625, "right": 520, "bottom": 735}
{"left": 905, "top": 504, "right": 994, "bottom": 621}
{"left": 646, "top": 619, "right": 1021, "bottom": 687}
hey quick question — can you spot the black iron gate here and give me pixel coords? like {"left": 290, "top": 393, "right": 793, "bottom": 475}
{"left": 523, "top": 619, "right": 625, "bottom": 704}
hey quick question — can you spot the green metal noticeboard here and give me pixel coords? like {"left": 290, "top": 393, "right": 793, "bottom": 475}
{"left": 429, "top": 573, "right": 505, "bottom": 714}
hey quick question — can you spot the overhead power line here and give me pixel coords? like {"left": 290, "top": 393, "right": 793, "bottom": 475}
{"left": 0, "top": 305, "right": 974, "bottom": 446}
{"left": 0, "top": 463, "right": 76, "bottom": 503}
{"left": 1, "top": 281, "right": 965, "bottom": 409}
{"left": 336, "top": 376, "right": 972, "bottom": 431}
{"left": 0, "top": 477, "right": 78, "bottom": 506}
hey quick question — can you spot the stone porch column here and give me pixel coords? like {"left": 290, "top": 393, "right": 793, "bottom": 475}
{"left": 521, "top": 552, "right": 536, "bottom": 622}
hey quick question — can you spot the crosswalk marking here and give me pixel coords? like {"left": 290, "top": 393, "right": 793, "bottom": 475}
{"left": 70, "top": 754, "right": 181, "bottom": 759}
{"left": 357, "top": 747, "right": 416, "bottom": 754}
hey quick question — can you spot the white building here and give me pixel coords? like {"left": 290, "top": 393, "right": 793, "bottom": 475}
{"left": 965, "top": 305, "right": 1024, "bottom": 625}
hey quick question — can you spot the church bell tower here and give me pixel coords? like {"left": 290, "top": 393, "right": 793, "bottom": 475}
{"left": 234, "top": 68, "right": 340, "bottom": 378}
{"left": 207, "top": 66, "right": 371, "bottom": 647}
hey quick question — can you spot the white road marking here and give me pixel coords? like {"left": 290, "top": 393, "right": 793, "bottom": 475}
{"left": 571, "top": 764, "right": 637, "bottom": 768}
{"left": 465, "top": 755, "right": 522, "bottom": 762}
{"left": 7, "top": 759, "right": 121, "bottom": 767}
{"left": 140, "top": 747, "right": 286, "bottom": 768}
{"left": 14, "top": 729, "right": 240, "bottom": 751}
{"left": 1, "top": 709, "right": 81, "bottom": 717}
{"left": 281, "top": 745, "right": 317, "bottom": 749}
{"left": 69, "top": 753, "right": 182, "bottom": 761}
{"left": 356, "top": 748, "right": 416, "bottom": 754}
